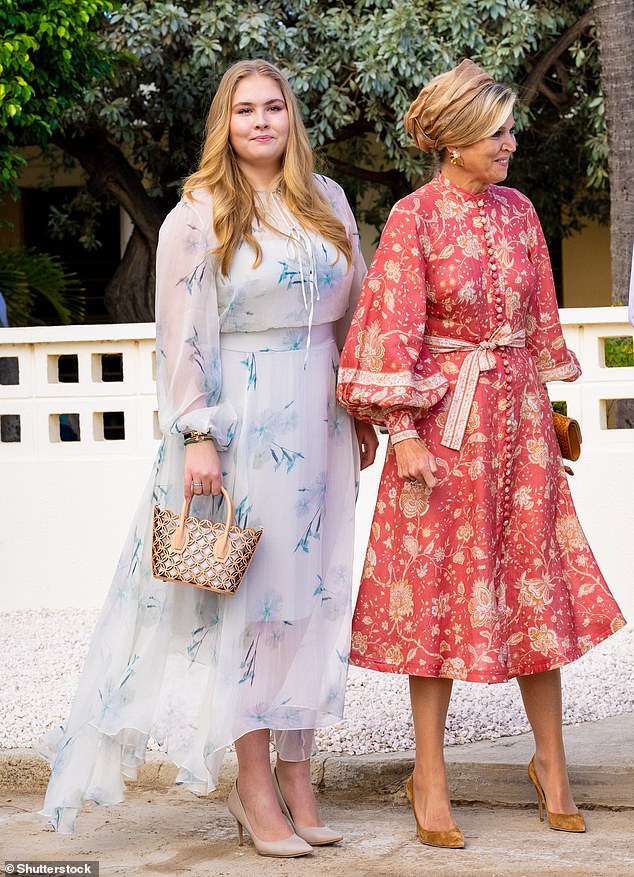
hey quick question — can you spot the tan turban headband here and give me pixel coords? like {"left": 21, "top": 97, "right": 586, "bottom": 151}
{"left": 404, "top": 59, "right": 495, "bottom": 153}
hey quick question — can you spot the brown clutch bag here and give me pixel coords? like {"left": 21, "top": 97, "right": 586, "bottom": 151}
{"left": 552, "top": 411, "right": 582, "bottom": 462}
{"left": 152, "top": 486, "right": 263, "bottom": 594}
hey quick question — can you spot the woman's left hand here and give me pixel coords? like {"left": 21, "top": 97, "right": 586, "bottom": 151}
{"left": 184, "top": 440, "right": 223, "bottom": 499}
{"left": 354, "top": 420, "right": 379, "bottom": 470}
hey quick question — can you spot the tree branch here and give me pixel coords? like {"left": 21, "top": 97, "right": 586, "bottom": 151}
{"left": 522, "top": 9, "right": 594, "bottom": 108}
{"left": 327, "top": 156, "right": 404, "bottom": 189}
{"left": 50, "top": 128, "right": 165, "bottom": 242}
{"left": 324, "top": 121, "right": 373, "bottom": 144}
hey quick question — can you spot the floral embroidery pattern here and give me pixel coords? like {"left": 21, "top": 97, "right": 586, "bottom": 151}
{"left": 338, "top": 174, "right": 625, "bottom": 683}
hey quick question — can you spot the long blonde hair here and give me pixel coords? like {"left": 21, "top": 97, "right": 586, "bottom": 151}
{"left": 183, "top": 60, "right": 352, "bottom": 275}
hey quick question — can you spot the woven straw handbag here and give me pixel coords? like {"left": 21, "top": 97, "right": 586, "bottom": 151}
{"left": 552, "top": 411, "right": 582, "bottom": 462}
{"left": 152, "top": 487, "right": 263, "bottom": 594}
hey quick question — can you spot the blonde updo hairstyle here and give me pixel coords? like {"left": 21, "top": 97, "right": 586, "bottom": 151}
{"left": 183, "top": 59, "right": 352, "bottom": 275}
{"left": 403, "top": 60, "right": 516, "bottom": 164}
{"left": 436, "top": 84, "right": 516, "bottom": 160}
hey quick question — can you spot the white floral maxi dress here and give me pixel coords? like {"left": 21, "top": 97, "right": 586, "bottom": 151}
{"left": 39, "top": 176, "right": 365, "bottom": 833}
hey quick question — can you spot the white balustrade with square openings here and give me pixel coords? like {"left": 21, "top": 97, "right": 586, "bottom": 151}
{"left": 1, "top": 309, "right": 632, "bottom": 618}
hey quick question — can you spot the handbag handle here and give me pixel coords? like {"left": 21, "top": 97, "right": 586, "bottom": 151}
{"left": 170, "top": 486, "right": 236, "bottom": 559}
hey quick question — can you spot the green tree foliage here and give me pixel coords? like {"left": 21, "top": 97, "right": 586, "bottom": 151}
{"left": 604, "top": 337, "right": 634, "bottom": 368}
{"left": 0, "top": 248, "right": 85, "bottom": 326}
{"left": 0, "top": 0, "right": 114, "bottom": 191}
{"left": 0, "top": 0, "right": 611, "bottom": 319}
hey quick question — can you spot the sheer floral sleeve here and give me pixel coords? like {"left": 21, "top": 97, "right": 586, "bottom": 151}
{"left": 155, "top": 195, "right": 237, "bottom": 448}
{"left": 336, "top": 203, "right": 448, "bottom": 441}
{"left": 523, "top": 198, "right": 581, "bottom": 383}
{"left": 318, "top": 178, "right": 367, "bottom": 350}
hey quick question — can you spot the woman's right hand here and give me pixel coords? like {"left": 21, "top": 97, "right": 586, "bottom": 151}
{"left": 184, "top": 441, "right": 223, "bottom": 499}
{"left": 393, "top": 437, "right": 439, "bottom": 488}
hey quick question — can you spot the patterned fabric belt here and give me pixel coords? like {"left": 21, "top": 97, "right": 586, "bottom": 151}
{"left": 425, "top": 322, "right": 527, "bottom": 451}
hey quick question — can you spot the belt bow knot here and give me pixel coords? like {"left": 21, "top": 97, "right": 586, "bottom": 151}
{"left": 425, "top": 321, "right": 526, "bottom": 451}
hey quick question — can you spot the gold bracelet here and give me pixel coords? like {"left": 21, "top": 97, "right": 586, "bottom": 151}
{"left": 183, "top": 430, "right": 209, "bottom": 441}
{"left": 184, "top": 435, "right": 213, "bottom": 446}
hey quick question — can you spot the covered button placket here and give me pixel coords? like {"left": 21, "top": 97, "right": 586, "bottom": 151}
{"left": 478, "top": 197, "right": 514, "bottom": 532}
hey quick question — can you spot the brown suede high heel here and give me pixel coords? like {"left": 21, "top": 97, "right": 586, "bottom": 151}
{"left": 527, "top": 757, "right": 586, "bottom": 833}
{"left": 405, "top": 774, "right": 465, "bottom": 849}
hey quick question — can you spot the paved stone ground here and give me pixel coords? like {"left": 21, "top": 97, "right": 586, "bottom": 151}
{"left": 2, "top": 789, "right": 633, "bottom": 877}
{"left": 2, "top": 714, "right": 632, "bottom": 877}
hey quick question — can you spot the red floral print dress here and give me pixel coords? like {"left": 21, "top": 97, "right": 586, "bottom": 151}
{"left": 337, "top": 174, "right": 626, "bottom": 683}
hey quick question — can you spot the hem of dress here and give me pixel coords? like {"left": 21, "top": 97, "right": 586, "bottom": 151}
{"left": 38, "top": 708, "right": 349, "bottom": 833}
{"left": 350, "top": 618, "right": 626, "bottom": 684}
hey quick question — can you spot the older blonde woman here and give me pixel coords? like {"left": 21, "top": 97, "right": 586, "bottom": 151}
{"left": 40, "top": 60, "right": 377, "bottom": 855}
{"left": 338, "top": 59, "right": 625, "bottom": 849}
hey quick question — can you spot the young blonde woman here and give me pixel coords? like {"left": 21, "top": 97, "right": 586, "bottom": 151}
{"left": 39, "top": 59, "right": 377, "bottom": 856}
{"left": 337, "top": 60, "right": 625, "bottom": 849}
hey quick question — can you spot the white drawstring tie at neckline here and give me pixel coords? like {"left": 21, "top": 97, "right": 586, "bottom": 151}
{"left": 268, "top": 193, "right": 320, "bottom": 365}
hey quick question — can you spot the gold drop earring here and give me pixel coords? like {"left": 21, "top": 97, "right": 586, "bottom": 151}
{"left": 450, "top": 150, "right": 461, "bottom": 166}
